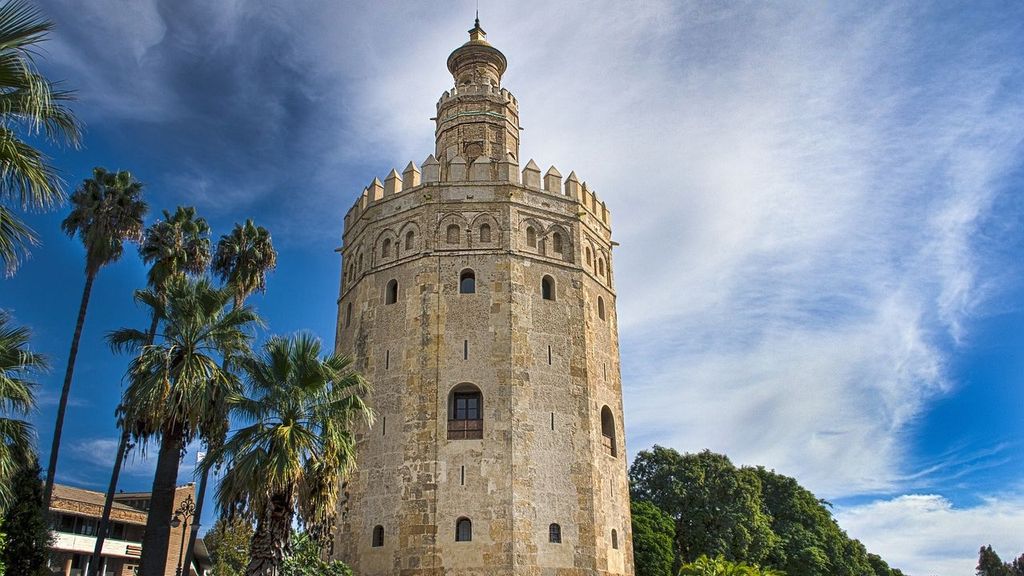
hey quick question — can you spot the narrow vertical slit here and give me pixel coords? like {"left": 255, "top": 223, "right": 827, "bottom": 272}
{"left": 460, "top": 465, "right": 465, "bottom": 486}
{"left": 464, "top": 339, "right": 468, "bottom": 360}
{"left": 382, "top": 416, "right": 386, "bottom": 436}
{"left": 550, "top": 412, "right": 555, "bottom": 430}
{"left": 385, "top": 350, "right": 390, "bottom": 370}
{"left": 548, "top": 345, "right": 552, "bottom": 365}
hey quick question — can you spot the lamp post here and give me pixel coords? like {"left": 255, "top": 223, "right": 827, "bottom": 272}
{"left": 170, "top": 494, "right": 196, "bottom": 576}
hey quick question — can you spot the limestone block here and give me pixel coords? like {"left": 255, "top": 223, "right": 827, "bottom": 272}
{"left": 469, "top": 156, "right": 492, "bottom": 181}
{"left": 403, "top": 161, "right": 421, "bottom": 189}
{"left": 384, "top": 169, "right": 401, "bottom": 196}
{"left": 543, "top": 166, "right": 562, "bottom": 194}
{"left": 522, "top": 159, "right": 541, "bottom": 189}
{"left": 369, "top": 178, "right": 384, "bottom": 201}
{"left": 448, "top": 155, "right": 468, "bottom": 181}
{"left": 422, "top": 154, "right": 440, "bottom": 183}
{"left": 565, "top": 171, "right": 581, "bottom": 199}
{"left": 498, "top": 153, "right": 519, "bottom": 183}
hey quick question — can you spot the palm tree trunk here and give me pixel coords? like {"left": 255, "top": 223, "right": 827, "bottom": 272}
{"left": 246, "top": 488, "right": 294, "bottom": 576}
{"left": 43, "top": 269, "right": 96, "bottom": 506}
{"left": 88, "top": 313, "right": 160, "bottom": 576}
{"left": 139, "top": 425, "right": 185, "bottom": 576}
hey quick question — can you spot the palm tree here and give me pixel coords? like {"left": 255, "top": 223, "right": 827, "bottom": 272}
{"left": 0, "top": 310, "right": 45, "bottom": 513}
{"left": 180, "top": 218, "right": 277, "bottom": 571}
{"left": 42, "top": 167, "right": 147, "bottom": 505}
{"left": 87, "top": 206, "right": 211, "bottom": 576}
{"left": 207, "top": 334, "right": 371, "bottom": 576}
{"left": 212, "top": 219, "right": 277, "bottom": 309}
{"left": 0, "top": 0, "right": 81, "bottom": 275}
{"left": 111, "top": 277, "right": 258, "bottom": 576}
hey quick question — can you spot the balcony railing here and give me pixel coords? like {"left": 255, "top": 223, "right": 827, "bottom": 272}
{"left": 448, "top": 419, "right": 483, "bottom": 440}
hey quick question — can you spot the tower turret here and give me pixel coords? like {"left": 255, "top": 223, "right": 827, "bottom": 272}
{"left": 435, "top": 19, "right": 521, "bottom": 170}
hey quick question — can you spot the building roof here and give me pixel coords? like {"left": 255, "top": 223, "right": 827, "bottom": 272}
{"left": 50, "top": 479, "right": 148, "bottom": 516}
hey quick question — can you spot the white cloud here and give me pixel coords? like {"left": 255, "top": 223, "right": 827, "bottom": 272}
{"left": 68, "top": 436, "right": 202, "bottom": 486}
{"left": 837, "top": 494, "right": 1024, "bottom": 576}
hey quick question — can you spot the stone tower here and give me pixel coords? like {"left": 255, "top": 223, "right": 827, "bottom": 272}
{"left": 333, "top": 19, "right": 633, "bottom": 576}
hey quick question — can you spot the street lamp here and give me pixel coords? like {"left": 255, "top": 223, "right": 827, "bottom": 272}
{"left": 170, "top": 494, "right": 196, "bottom": 576}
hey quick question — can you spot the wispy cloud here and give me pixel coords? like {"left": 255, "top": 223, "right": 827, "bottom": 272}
{"left": 66, "top": 436, "right": 202, "bottom": 486}
{"left": 837, "top": 493, "right": 1024, "bottom": 576}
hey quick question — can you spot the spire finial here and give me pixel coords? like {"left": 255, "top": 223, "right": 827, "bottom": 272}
{"left": 468, "top": 8, "right": 486, "bottom": 42}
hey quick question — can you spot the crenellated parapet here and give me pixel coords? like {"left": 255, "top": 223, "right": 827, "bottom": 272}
{"left": 342, "top": 156, "right": 611, "bottom": 236}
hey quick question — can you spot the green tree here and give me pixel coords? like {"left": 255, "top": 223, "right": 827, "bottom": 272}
{"left": 204, "top": 516, "right": 254, "bottom": 576}
{"left": 978, "top": 545, "right": 1012, "bottom": 576}
{"left": 280, "top": 530, "right": 352, "bottom": 576}
{"left": 43, "top": 167, "right": 147, "bottom": 505}
{"left": 112, "top": 277, "right": 258, "bottom": 576}
{"left": 0, "top": 457, "right": 51, "bottom": 575}
{"left": 630, "top": 447, "right": 775, "bottom": 565}
{"left": 212, "top": 219, "right": 277, "bottom": 309}
{"left": 89, "top": 206, "right": 211, "bottom": 576}
{"left": 0, "top": 0, "right": 81, "bottom": 275}
{"left": 677, "top": 555, "right": 785, "bottom": 576}
{"left": 632, "top": 500, "right": 675, "bottom": 576}
{"left": 183, "top": 218, "right": 276, "bottom": 572}
{"left": 208, "top": 333, "right": 371, "bottom": 576}
{"left": 1010, "top": 553, "right": 1024, "bottom": 576}
{"left": 0, "top": 310, "right": 44, "bottom": 511}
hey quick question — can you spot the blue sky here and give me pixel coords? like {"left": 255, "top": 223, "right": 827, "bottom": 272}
{"left": 3, "top": 1, "right": 1023, "bottom": 574}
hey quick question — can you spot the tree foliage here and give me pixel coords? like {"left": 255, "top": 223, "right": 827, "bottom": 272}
{"left": 678, "top": 555, "right": 785, "bottom": 576}
{"left": 204, "top": 516, "right": 253, "bottom": 576}
{"left": 976, "top": 545, "right": 1024, "bottom": 576}
{"left": 0, "top": 457, "right": 52, "bottom": 575}
{"left": 0, "top": 0, "right": 81, "bottom": 275}
{"left": 208, "top": 333, "right": 371, "bottom": 576}
{"left": 279, "top": 530, "right": 352, "bottom": 576}
{"left": 0, "top": 309, "right": 43, "bottom": 511}
{"left": 629, "top": 446, "right": 905, "bottom": 576}
{"left": 631, "top": 500, "right": 675, "bottom": 576}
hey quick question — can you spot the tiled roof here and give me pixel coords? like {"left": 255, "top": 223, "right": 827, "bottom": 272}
{"left": 51, "top": 484, "right": 146, "bottom": 514}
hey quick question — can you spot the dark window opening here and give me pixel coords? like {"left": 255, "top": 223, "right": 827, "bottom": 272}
{"left": 542, "top": 275, "right": 555, "bottom": 301}
{"left": 405, "top": 230, "right": 415, "bottom": 250}
{"left": 526, "top": 226, "right": 536, "bottom": 247}
{"left": 382, "top": 238, "right": 391, "bottom": 258}
{"left": 552, "top": 232, "right": 563, "bottom": 254}
{"left": 372, "top": 525, "right": 384, "bottom": 547}
{"left": 385, "top": 279, "right": 398, "bottom": 305}
{"left": 549, "top": 523, "right": 562, "bottom": 544}
{"left": 448, "top": 385, "right": 483, "bottom": 440}
{"left": 598, "top": 296, "right": 606, "bottom": 320}
{"left": 456, "top": 518, "right": 472, "bottom": 542}
{"left": 460, "top": 269, "right": 476, "bottom": 294}
{"left": 601, "top": 405, "right": 617, "bottom": 457}
{"left": 611, "top": 529, "right": 619, "bottom": 549}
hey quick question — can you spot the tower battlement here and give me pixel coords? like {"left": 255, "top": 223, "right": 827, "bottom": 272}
{"left": 333, "top": 19, "right": 632, "bottom": 576}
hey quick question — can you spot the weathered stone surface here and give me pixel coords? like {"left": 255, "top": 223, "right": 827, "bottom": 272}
{"left": 333, "top": 20, "right": 631, "bottom": 576}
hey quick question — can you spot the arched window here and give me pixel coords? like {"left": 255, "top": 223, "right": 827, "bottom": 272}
{"left": 549, "top": 523, "right": 562, "bottom": 544}
{"left": 598, "top": 296, "right": 606, "bottom": 321}
{"left": 479, "top": 223, "right": 492, "bottom": 243}
{"left": 611, "top": 529, "right": 618, "bottom": 549}
{"left": 541, "top": 275, "right": 555, "bottom": 301}
{"left": 552, "top": 232, "right": 563, "bottom": 254}
{"left": 372, "top": 525, "right": 384, "bottom": 547}
{"left": 447, "top": 224, "right": 460, "bottom": 244}
{"left": 585, "top": 247, "right": 592, "bottom": 266}
{"left": 448, "top": 383, "right": 483, "bottom": 440}
{"left": 405, "top": 230, "right": 415, "bottom": 250}
{"left": 526, "top": 226, "right": 536, "bottom": 248}
{"left": 601, "top": 405, "right": 617, "bottom": 457}
{"left": 381, "top": 238, "right": 391, "bottom": 258}
{"left": 598, "top": 258, "right": 605, "bottom": 277}
{"left": 358, "top": 253, "right": 364, "bottom": 272}
{"left": 456, "top": 518, "right": 472, "bottom": 542}
{"left": 345, "top": 302, "right": 353, "bottom": 327}
{"left": 385, "top": 279, "right": 398, "bottom": 305}
{"left": 459, "top": 269, "right": 476, "bottom": 294}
